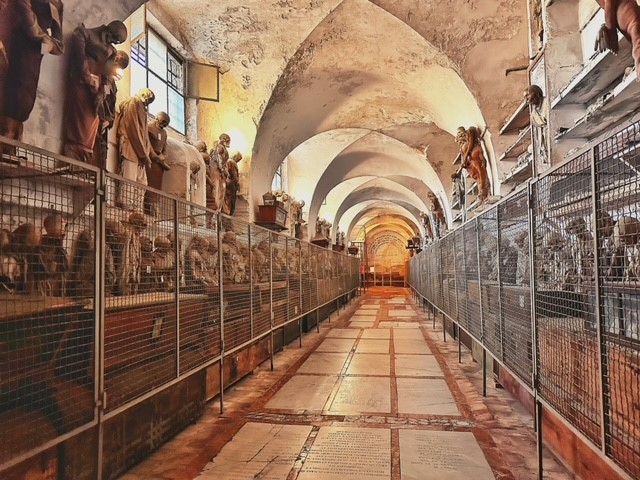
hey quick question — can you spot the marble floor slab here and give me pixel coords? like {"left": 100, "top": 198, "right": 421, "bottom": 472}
{"left": 394, "top": 339, "right": 432, "bottom": 354}
{"left": 396, "top": 378, "right": 459, "bottom": 416}
{"left": 316, "top": 338, "right": 356, "bottom": 353}
{"left": 328, "top": 377, "right": 391, "bottom": 414}
{"left": 362, "top": 328, "right": 391, "bottom": 339}
{"left": 389, "top": 298, "right": 406, "bottom": 304}
{"left": 266, "top": 375, "right": 338, "bottom": 410}
{"left": 360, "top": 305, "right": 380, "bottom": 310}
{"left": 395, "top": 354, "right": 443, "bottom": 377}
{"left": 356, "top": 339, "right": 390, "bottom": 354}
{"left": 381, "top": 322, "right": 419, "bottom": 328}
{"left": 354, "top": 310, "right": 377, "bottom": 316}
{"left": 349, "top": 315, "right": 376, "bottom": 322}
{"left": 298, "top": 353, "right": 349, "bottom": 374}
{"left": 326, "top": 328, "right": 361, "bottom": 339}
{"left": 346, "top": 353, "right": 391, "bottom": 376}
{"left": 349, "top": 321, "right": 375, "bottom": 328}
{"left": 298, "top": 427, "right": 391, "bottom": 479}
{"left": 389, "top": 309, "right": 417, "bottom": 317}
{"left": 399, "top": 430, "right": 495, "bottom": 480}
{"left": 197, "top": 423, "right": 312, "bottom": 479}
{"left": 393, "top": 329, "right": 423, "bottom": 339}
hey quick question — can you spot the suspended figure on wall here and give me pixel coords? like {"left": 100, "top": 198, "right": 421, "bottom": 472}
{"left": 453, "top": 126, "right": 491, "bottom": 204}
{"left": 223, "top": 151, "right": 242, "bottom": 216}
{"left": 427, "top": 192, "right": 446, "bottom": 238}
{"left": 0, "top": 0, "right": 64, "bottom": 152}
{"left": 525, "top": 85, "right": 548, "bottom": 165}
{"left": 144, "top": 111, "right": 172, "bottom": 216}
{"left": 63, "top": 20, "right": 128, "bottom": 164}
{"left": 594, "top": 0, "right": 640, "bottom": 80}
{"left": 115, "top": 88, "right": 157, "bottom": 212}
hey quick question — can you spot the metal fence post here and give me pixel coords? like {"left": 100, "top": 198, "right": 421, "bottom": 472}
{"left": 249, "top": 225, "right": 254, "bottom": 340}
{"left": 299, "top": 241, "right": 303, "bottom": 347}
{"left": 95, "top": 169, "right": 106, "bottom": 480}
{"left": 591, "top": 144, "right": 611, "bottom": 456}
{"left": 218, "top": 213, "right": 225, "bottom": 413}
{"left": 174, "top": 200, "right": 180, "bottom": 378}
{"left": 270, "top": 233, "right": 275, "bottom": 371}
{"left": 475, "top": 218, "right": 487, "bottom": 397}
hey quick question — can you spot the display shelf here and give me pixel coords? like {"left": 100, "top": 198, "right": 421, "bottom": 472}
{"left": 499, "top": 126, "right": 532, "bottom": 161}
{"left": 502, "top": 154, "right": 533, "bottom": 184}
{"left": 554, "top": 72, "right": 640, "bottom": 141}
{"left": 500, "top": 100, "right": 530, "bottom": 135}
{"left": 0, "top": 154, "right": 95, "bottom": 189}
{"left": 551, "top": 36, "right": 632, "bottom": 108}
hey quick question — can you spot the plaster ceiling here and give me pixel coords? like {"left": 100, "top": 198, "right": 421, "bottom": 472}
{"left": 150, "top": 0, "right": 528, "bottom": 248}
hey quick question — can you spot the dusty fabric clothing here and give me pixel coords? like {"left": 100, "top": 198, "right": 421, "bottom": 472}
{"left": 206, "top": 156, "right": 226, "bottom": 212}
{"left": 117, "top": 95, "right": 153, "bottom": 166}
{"left": 64, "top": 24, "right": 115, "bottom": 160}
{"left": 223, "top": 159, "right": 239, "bottom": 215}
{"left": 117, "top": 160, "right": 147, "bottom": 212}
{"left": 64, "top": 143, "right": 93, "bottom": 163}
{"left": 1, "top": 0, "right": 63, "bottom": 124}
{"left": 93, "top": 77, "right": 117, "bottom": 168}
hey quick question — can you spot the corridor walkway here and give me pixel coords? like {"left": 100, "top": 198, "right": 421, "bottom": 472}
{"left": 121, "top": 287, "right": 574, "bottom": 479}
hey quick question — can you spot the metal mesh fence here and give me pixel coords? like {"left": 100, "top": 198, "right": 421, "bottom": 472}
{"left": 178, "top": 201, "right": 221, "bottom": 375}
{"left": 464, "top": 221, "right": 482, "bottom": 339}
{"left": 498, "top": 190, "right": 533, "bottom": 386}
{"left": 221, "top": 216, "right": 252, "bottom": 351}
{"left": 454, "top": 229, "right": 467, "bottom": 330}
{"left": 0, "top": 146, "right": 97, "bottom": 463}
{"left": 594, "top": 123, "right": 640, "bottom": 477}
{"left": 287, "top": 238, "right": 302, "bottom": 322}
{"left": 532, "top": 152, "right": 602, "bottom": 447}
{"left": 103, "top": 175, "right": 177, "bottom": 410}
{"left": 478, "top": 207, "right": 502, "bottom": 357}
{"left": 271, "top": 233, "right": 288, "bottom": 327}
{"left": 250, "top": 224, "right": 271, "bottom": 338}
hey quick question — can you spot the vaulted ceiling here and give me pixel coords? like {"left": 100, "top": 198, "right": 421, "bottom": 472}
{"left": 147, "top": 0, "right": 529, "bottom": 255}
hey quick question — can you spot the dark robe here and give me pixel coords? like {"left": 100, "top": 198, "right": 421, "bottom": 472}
{"left": 64, "top": 24, "right": 116, "bottom": 162}
{"left": 223, "top": 158, "right": 239, "bottom": 215}
{"left": 1, "top": 0, "right": 63, "bottom": 123}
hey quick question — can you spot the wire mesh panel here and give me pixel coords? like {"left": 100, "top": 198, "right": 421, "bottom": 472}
{"left": 443, "top": 235, "right": 457, "bottom": 320}
{"left": 178, "top": 202, "right": 221, "bottom": 375}
{"left": 454, "top": 228, "right": 468, "bottom": 330}
{"left": 270, "top": 233, "right": 288, "bottom": 327}
{"left": 464, "top": 221, "right": 482, "bottom": 340}
{"left": 286, "top": 238, "right": 301, "bottom": 321}
{"left": 478, "top": 207, "right": 502, "bottom": 358}
{"left": 301, "top": 244, "right": 312, "bottom": 313}
{"left": 250, "top": 225, "right": 272, "bottom": 338}
{"left": 433, "top": 242, "right": 443, "bottom": 311}
{"left": 0, "top": 147, "right": 97, "bottom": 462}
{"left": 532, "top": 152, "right": 601, "bottom": 447}
{"left": 220, "top": 216, "right": 252, "bottom": 351}
{"left": 594, "top": 122, "right": 640, "bottom": 477}
{"left": 498, "top": 190, "right": 533, "bottom": 386}
{"left": 103, "top": 177, "right": 178, "bottom": 411}
{"left": 309, "top": 245, "right": 319, "bottom": 310}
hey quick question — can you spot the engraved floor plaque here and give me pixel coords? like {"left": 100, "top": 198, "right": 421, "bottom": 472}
{"left": 361, "top": 305, "right": 380, "bottom": 310}
{"left": 397, "top": 378, "right": 459, "bottom": 416}
{"left": 317, "top": 338, "right": 356, "bottom": 352}
{"left": 298, "top": 353, "right": 349, "bottom": 374}
{"left": 399, "top": 430, "right": 495, "bottom": 480}
{"left": 395, "top": 354, "right": 443, "bottom": 377}
{"left": 197, "top": 423, "right": 312, "bottom": 480}
{"left": 354, "top": 310, "right": 377, "bottom": 316}
{"left": 394, "top": 339, "right": 431, "bottom": 354}
{"left": 350, "top": 315, "right": 376, "bottom": 322}
{"left": 356, "top": 339, "right": 390, "bottom": 354}
{"left": 298, "top": 427, "right": 390, "bottom": 479}
{"left": 266, "top": 375, "right": 337, "bottom": 410}
{"left": 362, "top": 328, "right": 391, "bottom": 339}
{"left": 382, "top": 322, "right": 419, "bottom": 328}
{"left": 327, "top": 328, "right": 361, "bottom": 339}
{"left": 346, "top": 353, "right": 391, "bottom": 376}
{"left": 328, "top": 377, "right": 391, "bottom": 414}
{"left": 389, "top": 297, "right": 406, "bottom": 304}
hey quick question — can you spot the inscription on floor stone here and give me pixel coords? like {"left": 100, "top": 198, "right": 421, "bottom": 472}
{"left": 329, "top": 377, "right": 391, "bottom": 414}
{"left": 317, "top": 338, "right": 356, "bottom": 352}
{"left": 266, "top": 375, "right": 338, "bottom": 410}
{"left": 197, "top": 423, "right": 312, "bottom": 479}
{"left": 298, "top": 353, "right": 349, "bottom": 374}
{"left": 362, "top": 328, "right": 391, "bottom": 339}
{"left": 355, "top": 310, "right": 377, "bottom": 316}
{"left": 299, "top": 427, "right": 390, "bottom": 479}
{"left": 327, "top": 328, "right": 361, "bottom": 339}
{"left": 356, "top": 339, "right": 390, "bottom": 354}
{"left": 397, "top": 378, "right": 459, "bottom": 416}
{"left": 346, "top": 353, "right": 391, "bottom": 376}
{"left": 361, "top": 305, "right": 380, "bottom": 310}
{"left": 350, "top": 321, "right": 375, "bottom": 328}
{"left": 350, "top": 315, "right": 376, "bottom": 322}
{"left": 395, "top": 354, "right": 443, "bottom": 377}
{"left": 399, "top": 430, "right": 495, "bottom": 480}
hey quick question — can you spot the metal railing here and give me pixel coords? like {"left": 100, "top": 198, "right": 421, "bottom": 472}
{"left": 409, "top": 119, "right": 640, "bottom": 479}
{"left": 0, "top": 136, "right": 359, "bottom": 476}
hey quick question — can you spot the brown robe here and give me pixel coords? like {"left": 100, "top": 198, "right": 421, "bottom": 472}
{"left": 116, "top": 95, "right": 153, "bottom": 166}
{"left": 146, "top": 121, "right": 167, "bottom": 190}
{"left": 222, "top": 158, "right": 239, "bottom": 215}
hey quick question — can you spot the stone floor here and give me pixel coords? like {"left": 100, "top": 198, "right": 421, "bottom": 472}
{"left": 120, "top": 287, "right": 575, "bottom": 480}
